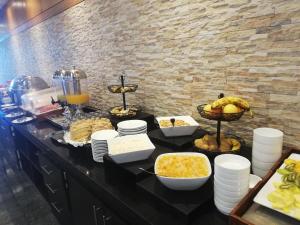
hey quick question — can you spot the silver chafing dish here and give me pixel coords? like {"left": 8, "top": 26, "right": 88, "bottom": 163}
{"left": 9, "top": 76, "right": 49, "bottom": 105}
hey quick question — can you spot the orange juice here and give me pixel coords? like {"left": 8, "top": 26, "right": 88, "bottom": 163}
{"left": 66, "top": 93, "right": 90, "bottom": 104}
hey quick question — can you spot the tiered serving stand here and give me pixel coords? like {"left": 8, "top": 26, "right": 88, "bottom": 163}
{"left": 107, "top": 72, "right": 140, "bottom": 118}
{"left": 197, "top": 93, "right": 246, "bottom": 152}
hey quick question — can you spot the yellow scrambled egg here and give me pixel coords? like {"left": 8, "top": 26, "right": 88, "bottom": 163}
{"left": 156, "top": 155, "right": 208, "bottom": 178}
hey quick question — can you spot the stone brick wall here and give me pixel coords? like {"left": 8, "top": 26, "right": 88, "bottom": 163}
{"left": 0, "top": 0, "right": 299, "bottom": 147}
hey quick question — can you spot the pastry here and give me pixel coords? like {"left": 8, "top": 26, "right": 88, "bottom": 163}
{"left": 159, "top": 119, "right": 190, "bottom": 127}
{"left": 70, "top": 118, "right": 113, "bottom": 142}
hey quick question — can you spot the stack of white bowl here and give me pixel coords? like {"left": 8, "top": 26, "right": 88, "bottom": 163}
{"left": 214, "top": 154, "right": 251, "bottom": 215}
{"left": 252, "top": 128, "right": 283, "bottom": 178}
{"left": 117, "top": 120, "right": 147, "bottom": 136}
{"left": 91, "top": 130, "right": 119, "bottom": 163}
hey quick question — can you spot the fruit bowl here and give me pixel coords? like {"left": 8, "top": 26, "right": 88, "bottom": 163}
{"left": 197, "top": 104, "right": 245, "bottom": 121}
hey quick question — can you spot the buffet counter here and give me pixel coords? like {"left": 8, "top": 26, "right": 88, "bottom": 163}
{"left": 1, "top": 113, "right": 251, "bottom": 225}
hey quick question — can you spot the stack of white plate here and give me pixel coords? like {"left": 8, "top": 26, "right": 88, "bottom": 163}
{"left": 117, "top": 120, "right": 147, "bottom": 136}
{"left": 91, "top": 130, "right": 119, "bottom": 163}
{"left": 214, "top": 154, "right": 251, "bottom": 215}
{"left": 252, "top": 128, "right": 283, "bottom": 178}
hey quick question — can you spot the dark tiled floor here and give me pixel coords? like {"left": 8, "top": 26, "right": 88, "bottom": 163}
{"left": 0, "top": 153, "right": 60, "bottom": 225}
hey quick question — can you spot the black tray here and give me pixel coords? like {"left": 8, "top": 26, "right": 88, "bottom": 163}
{"left": 103, "top": 154, "right": 154, "bottom": 182}
{"left": 103, "top": 145, "right": 175, "bottom": 182}
{"left": 148, "top": 128, "right": 208, "bottom": 149}
{"left": 137, "top": 175, "right": 214, "bottom": 224}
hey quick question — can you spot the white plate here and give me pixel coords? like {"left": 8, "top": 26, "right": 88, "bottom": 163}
{"left": 117, "top": 120, "right": 147, "bottom": 130}
{"left": 1, "top": 103, "right": 15, "bottom": 108}
{"left": 254, "top": 153, "right": 300, "bottom": 220}
{"left": 91, "top": 130, "right": 118, "bottom": 141}
{"left": 118, "top": 128, "right": 147, "bottom": 133}
{"left": 118, "top": 131, "right": 147, "bottom": 136}
{"left": 12, "top": 117, "right": 34, "bottom": 124}
{"left": 5, "top": 112, "right": 24, "bottom": 118}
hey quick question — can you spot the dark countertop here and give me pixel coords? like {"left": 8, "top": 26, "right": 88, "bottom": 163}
{"left": 6, "top": 116, "right": 251, "bottom": 225}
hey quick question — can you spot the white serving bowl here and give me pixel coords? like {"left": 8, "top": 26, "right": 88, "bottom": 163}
{"left": 214, "top": 154, "right": 251, "bottom": 176}
{"left": 214, "top": 175, "right": 249, "bottom": 188}
{"left": 156, "top": 116, "right": 199, "bottom": 137}
{"left": 108, "top": 134, "right": 155, "bottom": 164}
{"left": 214, "top": 183, "right": 248, "bottom": 198}
{"left": 154, "top": 152, "right": 211, "bottom": 191}
{"left": 252, "top": 157, "right": 275, "bottom": 171}
{"left": 214, "top": 177, "right": 249, "bottom": 193}
{"left": 252, "top": 150, "right": 281, "bottom": 163}
{"left": 252, "top": 141, "right": 282, "bottom": 154}
{"left": 253, "top": 128, "right": 283, "bottom": 145}
{"left": 252, "top": 166, "right": 269, "bottom": 178}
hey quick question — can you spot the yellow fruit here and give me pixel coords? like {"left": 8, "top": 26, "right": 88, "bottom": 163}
{"left": 203, "top": 104, "right": 222, "bottom": 114}
{"left": 203, "top": 104, "right": 212, "bottom": 112}
{"left": 223, "top": 104, "right": 241, "bottom": 113}
{"left": 212, "top": 96, "right": 250, "bottom": 111}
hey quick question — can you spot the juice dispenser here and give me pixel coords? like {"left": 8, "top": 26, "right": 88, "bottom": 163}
{"left": 64, "top": 67, "right": 89, "bottom": 118}
{"left": 52, "top": 69, "right": 69, "bottom": 103}
{"left": 52, "top": 69, "right": 72, "bottom": 125}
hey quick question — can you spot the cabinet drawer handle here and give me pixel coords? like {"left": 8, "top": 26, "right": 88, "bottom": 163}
{"left": 41, "top": 165, "right": 53, "bottom": 175}
{"left": 51, "top": 202, "right": 62, "bottom": 214}
{"left": 46, "top": 183, "right": 56, "bottom": 194}
{"left": 92, "top": 205, "right": 102, "bottom": 225}
{"left": 102, "top": 215, "right": 112, "bottom": 225}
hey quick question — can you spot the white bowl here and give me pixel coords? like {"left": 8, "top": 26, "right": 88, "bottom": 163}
{"left": 214, "top": 198, "right": 234, "bottom": 215}
{"left": 249, "top": 174, "right": 262, "bottom": 188}
{"left": 215, "top": 191, "right": 243, "bottom": 204}
{"left": 252, "top": 141, "right": 282, "bottom": 154}
{"left": 108, "top": 134, "right": 155, "bottom": 164}
{"left": 214, "top": 183, "right": 248, "bottom": 198}
{"left": 253, "top": 128, "right": 283, "bottom": 145}
{"left": 214, "top": 175, "right": 249, "bottom": 188}
{"left": 214, "top": 177, "right": 249, "bottom": 193}
{"left": 154, "top": 152, "right": 211, "bottom": 191}
{"left": 156, "top": 116, "right": 199, "bottom": 137}
{"left": 252, "top": 150, "right": 281, "bottom": 163}
{"left": 252, "top": 157, "right": 275, "bottom": 171}
{"left": 214, "top": 167, "right": 250, "bottom": 181}
{"left": 214, "top": 154, "right": 251, "bottom": 176}
{"left": 214, "top": 195, "right": 237, "bottom": 209}
{"left": 252, "top": 166, "right": 269, "bottom": 178}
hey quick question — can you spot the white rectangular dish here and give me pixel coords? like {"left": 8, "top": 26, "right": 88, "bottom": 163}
{"left": 156, "top": 116, "right": 199, "bottom": 137}
{"left": 107, "top": 134, "right": 155, "bottom": 164}
{"left": 254, "top": 153, "right": 300, "bottom": 220}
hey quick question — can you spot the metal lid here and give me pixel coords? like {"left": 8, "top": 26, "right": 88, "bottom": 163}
{"left": 53, "top": 69, "right": 67, "bottom": 80}
{"left": 9, "top": 76, "right": 49, "bottom": 92}
{"left": 64, "top": 67, "right": 87, "bottom": 80}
